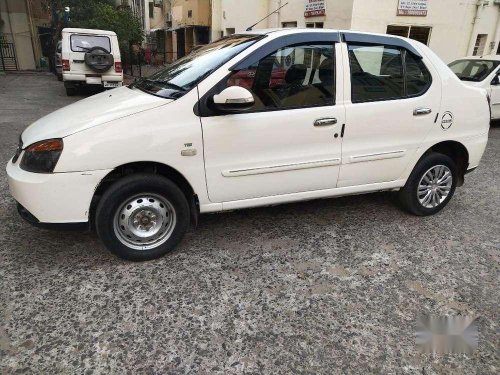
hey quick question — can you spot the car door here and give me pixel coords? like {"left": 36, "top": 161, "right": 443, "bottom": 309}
{"left": 489, "top": 69, "right": 500, "bottom": 119}
{"left": 338, "top": 33, "right": 440, "bottom": 188}
{"left": 199, "top": 35, "right": 344, "bottom": 203}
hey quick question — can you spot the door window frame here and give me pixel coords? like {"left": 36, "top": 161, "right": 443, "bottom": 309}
{"left": 196, "top": 32, "right": 340, "bottom": 117}
{"left": 343, "top": 32, "right": 432, "bottom": 104}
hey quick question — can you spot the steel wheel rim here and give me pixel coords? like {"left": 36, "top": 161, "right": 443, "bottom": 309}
{"left": 113, "top": 194, "right": 176, "bottom": 250}
{"left": 417, "top": 165, "right": 453, "bottom": 209}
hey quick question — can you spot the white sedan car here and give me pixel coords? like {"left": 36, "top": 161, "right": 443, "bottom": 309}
{"left": 7, "top": 29, "right": 490, "bottom": 260}
{"left": 448, "top": 55, "right": 500, "bottom": 119}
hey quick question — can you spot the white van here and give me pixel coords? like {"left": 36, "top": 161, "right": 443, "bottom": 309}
{"left": 61, "top": 28, "right": 123, "bottom": 96}
{"left": 7, "top": 29, "right": 490, "bottom": 261}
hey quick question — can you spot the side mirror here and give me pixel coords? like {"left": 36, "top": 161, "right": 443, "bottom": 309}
{"left": 491, "top": 74, "right": 500, "bottom": 86}
{"left": 212, "top": 86, "right": 254, "bottom": 113}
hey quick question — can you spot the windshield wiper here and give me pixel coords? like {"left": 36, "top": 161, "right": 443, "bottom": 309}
{"left": 75, "top": 45, "right": 91, "bottom": 51}
{"left": 143, "top": 79, "right": 187, "bottom": 92}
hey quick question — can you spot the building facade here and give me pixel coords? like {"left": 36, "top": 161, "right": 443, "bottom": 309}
{"left": 211, "top": 0, "right": 500, "bottom": 63}
{"left": 0, "top": 0, "right": 51, "bottom": 70}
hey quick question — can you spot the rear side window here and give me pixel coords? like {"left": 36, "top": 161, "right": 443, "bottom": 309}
{"left": 70, "top": 34, "right": 111, "bottom": 53}
{"left": 405, "top": 52, "right": 432, "bottom": 96}
{"left": 348, "top": 44, "right": 431, "bottom": 103}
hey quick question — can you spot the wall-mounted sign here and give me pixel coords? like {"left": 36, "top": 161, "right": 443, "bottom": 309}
{"left": 304, "top": 0, "right": 326, "bottom": 18}
{"left": 397, "top": 0, "right": 428, "bottom": 17}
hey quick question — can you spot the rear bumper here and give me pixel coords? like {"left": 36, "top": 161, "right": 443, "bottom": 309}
{"left": 63, "top": 72, "right": 123, "bottom": 83}
{"left": 7, "top": 159, "right": 112, "bottom": 223}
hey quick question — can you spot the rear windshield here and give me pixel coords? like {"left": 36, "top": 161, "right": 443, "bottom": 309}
{"left": 70, "top": 34, "right": 111, "bottom": 53}
{"left": 448, "top": 59, "right": 500, "bottom": 82}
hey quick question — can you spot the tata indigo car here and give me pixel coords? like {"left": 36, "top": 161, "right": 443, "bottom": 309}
{"left": 7, "top": 29, "right": 490, "bottom": 260}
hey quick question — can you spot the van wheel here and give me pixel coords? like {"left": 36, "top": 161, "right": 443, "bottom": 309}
{"left": 399, "top": 152, "right": 457, "bottom": 216}
{"left": 95, "top": 174, "right": 190, "bottom": 261}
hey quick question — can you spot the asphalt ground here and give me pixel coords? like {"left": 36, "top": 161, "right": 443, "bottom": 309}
{"left": 0, "top": 73, "right": 499, "bottom": 374}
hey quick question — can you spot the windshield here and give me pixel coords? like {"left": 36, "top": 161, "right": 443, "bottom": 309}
{"left": 132, "top": 34, "right": 262, "bottom": 99}
{"left": 448, "top": 59, "right": 500, "bottom": 82}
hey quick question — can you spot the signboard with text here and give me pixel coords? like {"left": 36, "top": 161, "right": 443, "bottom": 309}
{"left": 304, "top": 0, "right": 326, "bottom": 18}
{"left": 397, "top": 0, "right": 428, "bottom": 16}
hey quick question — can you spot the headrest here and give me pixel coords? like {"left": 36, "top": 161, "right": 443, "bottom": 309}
{"left": 285, "top": 64, "right": 307, "bottom": 84}
{"left": 318, "top": 58, "right": 334, "bottom": 85}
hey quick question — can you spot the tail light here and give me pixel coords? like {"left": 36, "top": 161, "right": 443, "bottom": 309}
{"left": 115, "top": 61, "right": 122, "bottom": 73}
{"left": 62, "top": 59, "right": 70, "bottom": 71}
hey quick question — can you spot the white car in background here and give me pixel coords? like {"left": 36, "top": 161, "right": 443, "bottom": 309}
{"left": 61, "top": 28, "right": 123, "bottom": 96}
{"left": 448, "top": 55, "right": 500, "bottom": 119}
{"left": 7, "top": 29, "right": 490, "bottom": 261}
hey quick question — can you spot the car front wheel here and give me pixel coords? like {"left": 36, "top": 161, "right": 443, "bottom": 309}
{"left": 95, "top": 174, "right": 190, "bottom": 261}
{"left": 399, "top": 152, "right": 458, "bottom": 216}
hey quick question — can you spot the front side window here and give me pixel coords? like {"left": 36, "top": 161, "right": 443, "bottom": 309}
{"left": 348, "top": 43, "right": 431, "bottom": 103}
{"left": 132, "top": 35, "right": 261, "bottom": 99}
{"left": 448, "top": 59, "right": 500, "bottom": 82}
{"left": 225, "top": 42, "right": 335, "bottom": 111}
{"left": 70, "top": 34, "right": 111, "bottom": 53}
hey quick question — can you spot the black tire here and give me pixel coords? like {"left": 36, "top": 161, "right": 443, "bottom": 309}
{"left": 57, "top": 73, "right": 63, "bottom": 81}
{"left": 84, "top": 46, "right": 114, "bottom": 72}
{"left": 399, "top": 152, "right": 458, "bottom": 216}
{"left": 65, "top": 86, "right": 77, "bottom": 96}
{"left": 95, "top": 174, "right": 190, "bottom": 261}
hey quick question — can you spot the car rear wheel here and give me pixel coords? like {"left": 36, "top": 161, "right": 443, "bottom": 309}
{"left": 399, "top": 152, "right": 457, "bottom": 216}
{"left": 65, "top": 85, "right": 78, "bottom": 96}
{"left": 95, "top": 174, "right": 190, "bottom": 261}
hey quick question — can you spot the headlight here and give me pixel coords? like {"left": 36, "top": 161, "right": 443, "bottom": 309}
{"left": 20, "top": 139, "right": 63, "bottom": 173}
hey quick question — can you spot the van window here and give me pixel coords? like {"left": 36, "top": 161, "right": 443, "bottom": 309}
{"left": 70, "top": 35, "right": 111, "bottom": 53}
{"left": 225, "top": 42, "right": 335, "bottom": 111}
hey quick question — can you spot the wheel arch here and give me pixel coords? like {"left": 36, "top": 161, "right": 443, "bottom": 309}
{"left": 421, "top": 140, "right": 469, "bottom": 186}
{"left": 89, "top": 161, "right": 199, "bottom": 229}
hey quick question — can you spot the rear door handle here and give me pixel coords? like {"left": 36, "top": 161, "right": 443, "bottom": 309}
{"left": 413, "top": 107, "right": 432, "bottom": 116}
{"left": 314, "top": 118, "right": 337, "bottom": 127}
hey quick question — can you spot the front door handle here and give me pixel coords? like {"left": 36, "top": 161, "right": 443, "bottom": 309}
{"left": 314, "top": 118, "right": 337, "bottom": 127}
{"left": 413, "top": 107, "right": 432, "bottom": 116}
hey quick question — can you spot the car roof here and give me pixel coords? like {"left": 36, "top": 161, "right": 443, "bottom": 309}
{"left": 62, "top": 28, "right": 117, "bottom": 36}
{"left": 241, "top": 28, "right": 418, "bottom": 44}
{"left": 452, "top": 55, "right": 500, "bottom": 62}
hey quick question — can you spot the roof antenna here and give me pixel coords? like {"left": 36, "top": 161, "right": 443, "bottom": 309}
{"left": 246, "top": 2, "right": 289, "bottom": 31}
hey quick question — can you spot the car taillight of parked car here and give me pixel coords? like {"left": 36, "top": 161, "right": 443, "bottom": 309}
{"left": 62, "top": 59, "right": 70, "bottom": 71}
{"left": 115, "top": 61, "right": 122, "bottom": 73}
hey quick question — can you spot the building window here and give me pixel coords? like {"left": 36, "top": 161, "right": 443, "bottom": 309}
{"left": 225, "top": 28, "right": 235, "bottom": 36}
{"left": 188, "top": 10, "right": 192, "bottom": 18}
{"left": 473, "top": 34, "right": 488, "bottom": 56}
{"left": 148, "top": 1, "right": 154, "bottom": 18}
{"left": 282, "top": 22, "right": 297, "bottom": 28}
{"left": 306, "top": 22, "right": 324, "bottom": 28}
{"left": 386, "top": 25, "right": 431, "bottom": 46}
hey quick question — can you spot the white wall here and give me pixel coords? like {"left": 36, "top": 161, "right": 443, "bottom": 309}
{"left": 350, "top": 0, "right": 500, "bottom": 63}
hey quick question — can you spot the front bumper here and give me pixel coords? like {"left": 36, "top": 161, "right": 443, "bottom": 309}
{"left": 7, "top": 159, "right": 112, "bottom": 224}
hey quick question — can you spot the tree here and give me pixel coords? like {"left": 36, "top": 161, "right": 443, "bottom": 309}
{"left": 45, "top": 0, "right": 143, "bottom": 45}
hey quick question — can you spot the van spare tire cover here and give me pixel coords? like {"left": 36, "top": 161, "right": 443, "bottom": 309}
{"left": 84, "top": 46, "right": 114, "bottom": 72}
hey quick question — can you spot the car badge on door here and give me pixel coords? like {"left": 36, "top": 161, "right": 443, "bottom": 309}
{"left": 441, "top": 112, "right": 454, "bottom": 130}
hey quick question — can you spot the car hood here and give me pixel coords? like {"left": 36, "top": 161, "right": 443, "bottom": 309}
{"left": 21, "top": 86, "right": 172, "bottom": 146}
